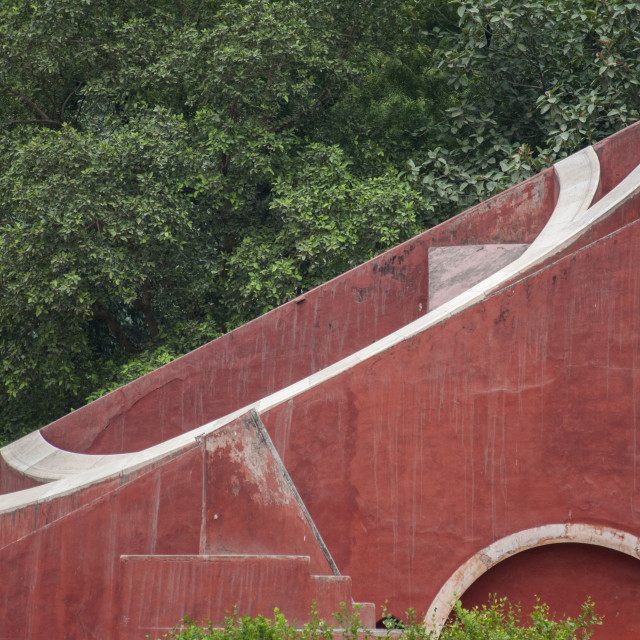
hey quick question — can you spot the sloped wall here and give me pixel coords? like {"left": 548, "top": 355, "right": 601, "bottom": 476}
{"left": 40, "top": 168, "right": 556, "bottom": 455}
{"left": 260, "top": 208, "right": 640, "bottom": 635}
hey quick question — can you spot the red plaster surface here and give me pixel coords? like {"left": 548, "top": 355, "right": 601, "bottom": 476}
{"left": 0, "top": 442, "right": 205, "bottom": 548}
{"left": 1, "top": 124, "right": 639, "bottom": 640}
{"left": 0, "top": 455, "right": 44, "bottom": 494}
{"left": 594, "top": 120, "right": 640, "bottom": 200}
{"left": 0, "top": 415, "right": 355, "bottom": 639}
{"left": 461, "top": 544, "right": 640, "bottom": 637}
{"left": 201, "top": 413, "right": 337, "bottom": 575}
{"left": 261, "top": 205, "right": 640, "bottom": 631}
{"left": 0, "top": 447, "right": 204, "bottom": 638}
{"left": 119, "top": 556, "right": 352, "bottom": 639}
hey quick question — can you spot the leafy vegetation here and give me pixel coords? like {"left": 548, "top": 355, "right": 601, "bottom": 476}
{"left": 1, "top": 0, "right": 639, "bottom": 444}
{"left": 158, "top": 598, "right": 602, "bottom": 640}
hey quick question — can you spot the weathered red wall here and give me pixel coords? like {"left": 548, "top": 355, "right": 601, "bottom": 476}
{"left": 0, "top": 447, "right": 203, "bottom": 638}
{"left": 39, "top": 167, "right": 556, "bottom": 456}
{"left": 119, "top": 556, "right": 355, "bottom": 640}
{"left": 201, "top": 412, "right": 337, "bottom": 574}
{"left": 260, "top": 201, "right": 640, "bottom": 635}
{"left": 0, "top": 414, "right": 367, "bottom": 639}
{"left": 0, "top": 457, "right": 43, "bottom": 495}
{"left": 594, "top": 120, "right": 640, "bottom": 200}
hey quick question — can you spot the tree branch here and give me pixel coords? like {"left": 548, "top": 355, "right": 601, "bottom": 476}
{"left": 1, "top": 119, "right": 60, "bottom": 130}
{"left": 175, "top": 0, "right": 188, "bottom": 19}
{"left": 275, "top": 85, "right": 332, "bottom": 133}
{"left": 60, "top": 82, "right": 82, "bottom": 121}
{"left": 193, "top": 0, "right": 207, "bottom": 23}
{"left": 93, "top": 301, "right": 139, "bottom": 353}
{"left": 38, "top": 82, "right": 57, "bottom": 113}
{"left": 0, "top": 80, "right": 62, "bottom": 129}
{"left": 274, "top": 3, "right": 369, "bottom": 133}
{"left": 133, "top": 281, "right": 159, "bottom": 338}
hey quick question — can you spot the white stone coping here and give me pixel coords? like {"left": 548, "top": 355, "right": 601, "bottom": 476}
{"left": 1, "top": 430, "right": 132, "bottom": 482}
{"left": 424, "top": 523, "right": 640, "bottom": 633}
{"left": 3, "top": 143, "right": 636, "bottom": 515}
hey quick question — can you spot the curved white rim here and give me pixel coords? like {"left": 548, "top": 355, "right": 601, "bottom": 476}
{"left": 424, "top": 523, "right": 640, "bottom": 632}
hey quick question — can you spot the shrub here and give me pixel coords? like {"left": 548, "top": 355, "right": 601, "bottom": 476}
{"left": 157, "top": 597, "right": 601, "bottom": 640}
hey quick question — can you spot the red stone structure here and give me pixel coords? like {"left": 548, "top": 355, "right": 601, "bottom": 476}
{"left": 1, "top": 122, "right": 640, "bottom": 639}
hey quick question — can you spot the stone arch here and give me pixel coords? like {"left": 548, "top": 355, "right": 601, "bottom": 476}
{"left": 424, "top": 523, "right": 640, "bottom": 632}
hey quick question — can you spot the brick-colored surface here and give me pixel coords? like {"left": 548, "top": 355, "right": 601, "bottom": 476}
{"left": 1, "top": 122, "right": 639, "bottom": 639}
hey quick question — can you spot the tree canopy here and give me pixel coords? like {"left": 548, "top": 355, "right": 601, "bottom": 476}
{"left": 1, "top": 0, "right": 638, "bottom": 444}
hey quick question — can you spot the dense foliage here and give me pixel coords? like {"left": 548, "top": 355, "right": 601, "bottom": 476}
{"left": 162, "top": 598, "right": 602, "bottom": 640}
{"left": 1, "top": 0, "right": 639, "bottom": 443}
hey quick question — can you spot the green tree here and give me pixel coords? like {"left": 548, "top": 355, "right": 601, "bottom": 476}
{"left": 404, "top": 0, "right": 640, "bottom": 216}
{"left": 224, "top": 144, "right": 420, "bottom": 319}
{"left": 0, "top": 0, "right": 430, "bottom": 441}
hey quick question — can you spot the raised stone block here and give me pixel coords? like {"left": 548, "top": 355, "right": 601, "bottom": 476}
{"left": 428, "top": 244, "right": 528, "bottom": 310}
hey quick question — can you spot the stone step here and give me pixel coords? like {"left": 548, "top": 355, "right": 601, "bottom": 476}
{"left": 117, "top": 554, "right": 367, "bottom": 639}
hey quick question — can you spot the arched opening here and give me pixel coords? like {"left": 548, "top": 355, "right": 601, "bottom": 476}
{"left": 462, "top": 543, "right": 640, "bottom": 639}
{"left": 425, "top": 524, "right": 640, "bottom": 637}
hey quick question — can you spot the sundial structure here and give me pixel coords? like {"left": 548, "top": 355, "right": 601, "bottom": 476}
{"left": 1, "top": 122, "right": 640, "bottom": 639}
